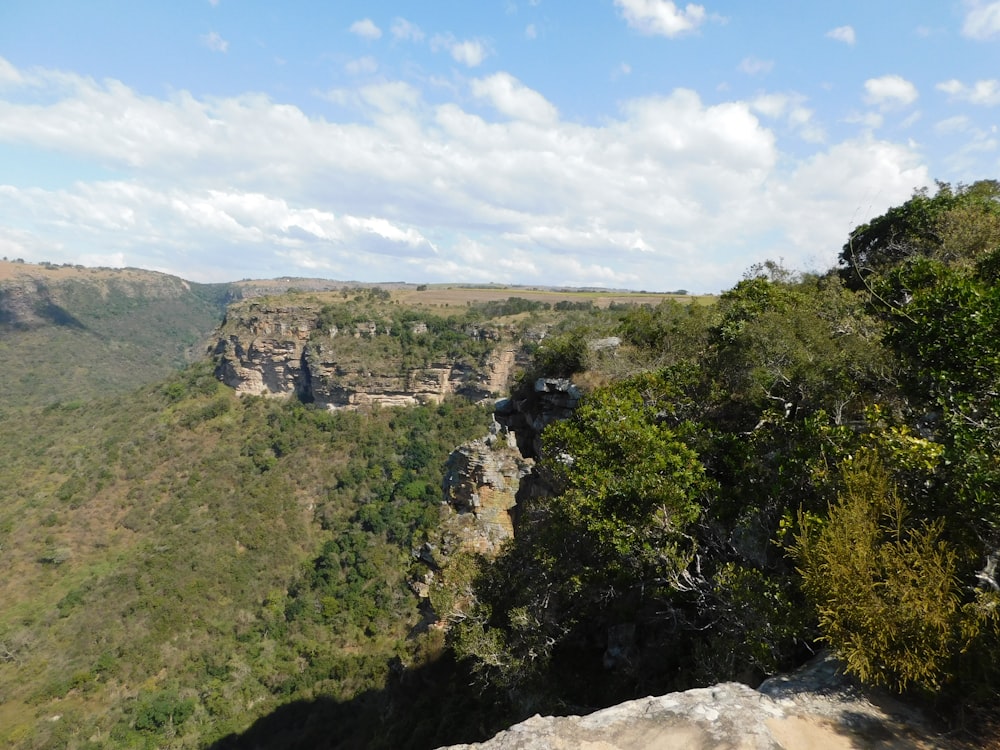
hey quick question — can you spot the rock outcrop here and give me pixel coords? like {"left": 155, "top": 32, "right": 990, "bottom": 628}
{"left": 496, "top": 377, "right": 583, "bottom": 458}
{"left": 438, "top": 653, "right": 945, "bottom": 750}
{"left": 214, "top": 300, "right": 527, "bottom": 408}
{"left": 439, "top": 427, "right": 534, "bottom": 556}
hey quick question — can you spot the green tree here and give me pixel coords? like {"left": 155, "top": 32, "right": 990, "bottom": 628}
{"left": 840, "top": 180, "right": 1000, "bottom": 289}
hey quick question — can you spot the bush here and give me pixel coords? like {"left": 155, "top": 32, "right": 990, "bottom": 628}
{"left": 133, "top": 689, "right": 196, "bottom": 732}
{"left": 793, "top": 452, "right": 997, "bottom": 693}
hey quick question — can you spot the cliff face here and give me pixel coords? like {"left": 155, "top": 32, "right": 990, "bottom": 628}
{"left": 438, "top": 429, "right": 534, "bottom": 556}
{"left": 214, "top": 300, "right": 527, "bottom": 408}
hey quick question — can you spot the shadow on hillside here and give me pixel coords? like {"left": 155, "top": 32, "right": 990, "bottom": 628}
{"left": 204, "top": 654, "right": 511, "bottom": 750}
{"left": 35, "top": 299, "right": 89, "bottom": 329}
{"left": 0, "top": 297, "right": 90, "bottom": 331}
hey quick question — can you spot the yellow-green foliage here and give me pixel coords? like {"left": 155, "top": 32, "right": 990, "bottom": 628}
{"left": 794, "top": 452, "right": 995, "bottom": 693}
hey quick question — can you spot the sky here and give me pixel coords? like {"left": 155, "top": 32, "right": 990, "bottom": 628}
{"left": 0, "top": 2, "right": 998, "bottom": 292}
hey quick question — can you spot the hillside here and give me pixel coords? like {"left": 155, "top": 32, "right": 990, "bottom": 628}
{"left": 0, "top": 261, "right": 233, "bottom": 412}
{"left": 0, "top": 271, "right": 662, "bottom": 748}
{"left": 0, "top": 260, "right": 694, "bottom": 414}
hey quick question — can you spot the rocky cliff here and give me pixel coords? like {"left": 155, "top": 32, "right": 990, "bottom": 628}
{"left": 438, "top": 428, "right": 534, "bottom": 556}
{"left": 214, "top": 298, "right": 529, "bottom": 408}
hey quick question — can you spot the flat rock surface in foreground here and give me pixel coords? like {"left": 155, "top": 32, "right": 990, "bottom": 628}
{"left": 439, "top": 655, "right": 948, "bottom": 750}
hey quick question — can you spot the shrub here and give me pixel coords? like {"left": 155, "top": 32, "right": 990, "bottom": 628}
{"left": 793, "top": 452, "right": 997, "bottom": 693}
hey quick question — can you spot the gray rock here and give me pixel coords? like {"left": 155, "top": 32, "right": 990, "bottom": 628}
{"left": 437, "top": 654, "right": 942, "bottom": 750}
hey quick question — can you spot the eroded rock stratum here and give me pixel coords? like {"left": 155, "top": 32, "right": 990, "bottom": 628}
{"left": 214, "top": 299, "right": 528, "bottom": 408}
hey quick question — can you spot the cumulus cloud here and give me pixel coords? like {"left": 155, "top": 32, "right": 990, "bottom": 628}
{"left": 937, "top": 78, "right": 1000, "bottom": 106}
{"left": 826, "top": 25, "right": 856, "bottom": 45}
{"left": 749, "top": 93, "right": 823, "bottom": 142}
{"left": 349, "top": 19, "right": 382, "bottom": 40}
{"left": 750, "top": 93, "right": 791, "bottom": 119}
{"left": 201, "top": 31, "right": 229, "bottom": 52}
{"left": 962, "top": 1, "right": 1000, "bottom": 39}
{"left": 864, "top": 75, "right": 918, "bottom": 109}
{"left": 614, "top": 0, "right": 707, "bottom": 37}
{"left": 428, "top": 34, "right": 490, "bottom": 66}
{"left": 774, "top": 136, "right": 928, "bottom": 255}
{"left": 0, "top": 56, "right": 930, "bottom": 290}
{"left": 471, "top": 73, "right": 558, "bottom": 124}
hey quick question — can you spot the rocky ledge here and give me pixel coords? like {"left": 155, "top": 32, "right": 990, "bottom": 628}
{"left": 438, "top": 653, "right": 946, "bottom": 750}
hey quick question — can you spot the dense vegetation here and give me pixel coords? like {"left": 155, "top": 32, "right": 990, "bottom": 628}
{"left": 447, "top": 181, "right": 1000, "bottom": 739}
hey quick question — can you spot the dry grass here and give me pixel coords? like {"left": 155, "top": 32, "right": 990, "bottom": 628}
{"left": 392, "top": 285, "right": 710, "bottom": 308}
{"left": 0, "top": 260, "right": 166, "bottom": 283}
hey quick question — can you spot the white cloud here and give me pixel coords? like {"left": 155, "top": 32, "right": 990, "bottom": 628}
{"left": 390, "top": 17, "right": 424, "bottom": 42}
{"left": 750, "top": 93, "right": 824, "bottom": 142}
{"left": 938, "top": 125, "right": 999, "bottom": 179}
{"left": 738, "top": 57, "right": 773, "bottom": 75}
{"left": 201, "top": 31, "right": 229, "bottom": 53}
{"left": 936, "top": 78, "right": 1000, "bottom": 106}
{"left": 774, "top": 136, "right": 928, "bottom": 257}
{"left": 0, "top": 57, "right": 24, "bottom": 86}
{"left": 428, "top": 35, "right": 490, "bottom": 67}
{"left": 789, "top": 107, "right": 824, "bottom": 143}
{"left": 471, "top": 73, "right": 558, "bottom": 124}
{"left": 450, "top": 39, "right": 488, "bottom": 67}
{"left": 900, "top": 111, "right": 922, "bottom": 129}
{"left": 525, "top": 23, "right": 537, "bottom": 39}
{"left": 614, "top": 0, "right": 707, "bottom": 37}
{"left": 0, "top": 56, "right": 932, "bottom": 291}
{"left": 359, "top": 81, "right": 421, "bottom": 113}
{"left": 349, "top": 19, "right": 382, "bottom": 40}
{"left": 864, "top": 75, "right": 918, "bottom": 109}
{"left": 962, "top": 1, "right": 1000, "bottom": 39}
{"left": 750, "top": 93, "right": 791, "bottom": 119}
{"left": 826, "top": 25, "right": 856, "bottom": 45}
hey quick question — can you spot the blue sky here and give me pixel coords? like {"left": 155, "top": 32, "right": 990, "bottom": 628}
{"left": 0, "top": 1, "right": 998, "bottom": 291}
